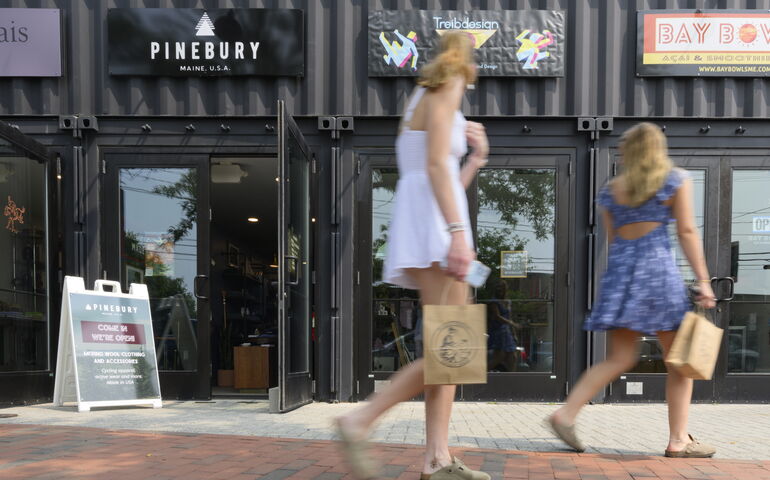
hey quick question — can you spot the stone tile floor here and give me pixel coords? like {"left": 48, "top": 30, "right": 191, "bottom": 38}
{"left": 2, "top": 401, "right": 769, "bottom": 459}
{"left": 2, "top": 423, "right": 770, "bottom": 480}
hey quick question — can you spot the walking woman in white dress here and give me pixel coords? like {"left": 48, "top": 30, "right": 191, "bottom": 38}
{"left": 335, "top": 32, "right": 490, "bottom": 480}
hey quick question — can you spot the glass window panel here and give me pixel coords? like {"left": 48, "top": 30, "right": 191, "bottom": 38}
{"left": 120, "top": 168, "right": 198, "bottom": 372}
{"left": 0, "top": 156, "right": 48, "bottom": 372}
{"left": 628, "top": 168, "right": 706, "bottom": 374}
{"left": 287, "top": 135, "right": 310, "bottom": 374}
{"left": 727, "top": 170, "right": 770, "bottom": 374}
{"left": 371, "top": 167, "right": 419, "bottom": 372}
{"left": 476, "top": 168, "right": 556, "bottom": 373}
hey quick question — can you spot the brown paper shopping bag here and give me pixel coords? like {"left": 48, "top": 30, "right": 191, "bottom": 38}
{"left": 665, "top": 309, "right": 723, "bottom": 380}
{"left": 423, "top": 281, "right": 487, "bottom": 385}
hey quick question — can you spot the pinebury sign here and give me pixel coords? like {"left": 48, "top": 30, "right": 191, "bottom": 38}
{"left": 108, "top": 9, "right": 304, "bottom": 76}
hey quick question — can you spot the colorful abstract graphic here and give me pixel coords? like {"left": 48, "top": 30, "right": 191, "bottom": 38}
{"left": 436, "top": 29, "right": 498, "bottom": 48}
{"left": 515, "top": 29, "right": 555, "bottom": 69}
{"left": 3, "top": 195, "right": 25, "bottom": 234}
{"left": 380, "top": 30, "right": 419, "bottom": 71}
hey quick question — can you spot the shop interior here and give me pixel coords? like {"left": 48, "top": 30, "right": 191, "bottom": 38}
{"left": 209, "top": 157, "right": 279, "bottom": 397}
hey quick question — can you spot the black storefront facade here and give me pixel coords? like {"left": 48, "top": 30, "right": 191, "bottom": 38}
{"left": 1, "top": 2, "right": 769, "bottom": 409}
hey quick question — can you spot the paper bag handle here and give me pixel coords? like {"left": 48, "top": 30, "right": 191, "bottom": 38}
{"left": 438, "top": 278, "right": 473, "bottom": 306}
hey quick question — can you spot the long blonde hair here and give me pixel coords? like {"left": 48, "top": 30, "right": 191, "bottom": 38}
{"left": 618, "top": 122, "right": 673, "bottom": 207}
{"left": 417, "top": 31, "right": 476, "bottom": 89}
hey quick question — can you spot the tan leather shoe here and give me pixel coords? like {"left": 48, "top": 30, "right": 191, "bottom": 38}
{"left": 548, "top": 415, "right": 586, "bottom": 452}
{"left": 665, "top": 434, "right": 716, "bottom": 458}
{"left": 334, "top": 418, "right": 378, "bottom": 479}
{"left": 420, "top": 457, "right": 491, "bottom": 480}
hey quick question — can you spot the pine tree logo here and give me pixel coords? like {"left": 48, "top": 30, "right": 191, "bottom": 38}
{"left": 195, "top": 12, "right": 215, "bottom": 37}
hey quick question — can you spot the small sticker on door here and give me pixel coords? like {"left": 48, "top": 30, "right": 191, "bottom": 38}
{"left": 626, "top": 382, "right": 643, "bottom": 395}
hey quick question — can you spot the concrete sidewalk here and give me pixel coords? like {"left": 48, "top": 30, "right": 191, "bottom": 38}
{"left": 2, "top": 423, "right": 769, "bottom": 480}
{"left": 2, "top": 401, "right": 769, "bottom": 460}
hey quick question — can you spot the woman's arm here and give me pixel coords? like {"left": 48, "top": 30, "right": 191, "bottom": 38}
{"left": 459, "top": 121, "right": 489, "bottom": 189}
{"left": 425, "top": 77, "right": 474, "bottom": 279}
{"left": 671, "top": 177, "right": 716, "bottom": 308}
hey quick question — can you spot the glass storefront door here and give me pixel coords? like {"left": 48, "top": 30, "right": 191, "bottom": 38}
{"left": 357, "top": 151, "right": 572, "bottom": 401}
{"left": 719, "top": 161, "right": 770, "bottom": 400}
{"left": 604, "top": 149, "right": 770, "bottom": 402}
{"left": 103, "top": 154, "right": 211, "bottom": 399}
{"left": 463, "top": 154, "right": 571, "bottom": 401}
{"left": 276, "top": 100, "right": 314, "bottom": 412}
{"left": 606, "top": 154, "right": 720, "bottom": 402}
{"left": 0, "top": 121, "right": 58, "bottom": 404}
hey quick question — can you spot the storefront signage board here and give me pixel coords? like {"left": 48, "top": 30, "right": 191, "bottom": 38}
{"left": 368, "top": 10, "right": 565, "bottom": 77}
{"left": 108, "top": 9, "right": 304, "bottom": 76}
{"left": 500, "top": 250, "right": 528, "bottom": 278}
{"left": 638, "top": 10, "right": 770, "bottom": 77}
{"left": 53, "top": 277, "right": 162, "bottom": 412}
{"left": 0, "top": 9, "right": 61, "bottom": 77}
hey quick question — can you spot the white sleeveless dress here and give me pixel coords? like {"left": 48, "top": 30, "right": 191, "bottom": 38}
{"left": 382, "top": 86, "right": 473, "bottom": 290}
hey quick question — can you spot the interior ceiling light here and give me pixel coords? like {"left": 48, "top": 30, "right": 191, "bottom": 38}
{"left": 275, "top": 177, "right": 280, "bottom": 182}
{"left": 247, "top": 217, "right": 259, "bottom": 223}
{"left": 211, "top": 162, "right": 248, "bottom": 183}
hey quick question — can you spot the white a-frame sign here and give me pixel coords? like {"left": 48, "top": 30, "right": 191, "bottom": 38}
{"left": 54, "top": 277, "right": 162, "bottom": 412}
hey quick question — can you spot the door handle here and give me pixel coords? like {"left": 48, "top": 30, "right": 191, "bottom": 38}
{"left": 194, "top": 275, "right": 209, "bottom": 300}
{"left": 713, "top": 276, "right": 735, "bottom": 302}
{"left": 285, "top": 256, "right": 300, "bottom": 286}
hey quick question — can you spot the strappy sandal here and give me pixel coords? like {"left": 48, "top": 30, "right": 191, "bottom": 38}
{"left": 548, "top": 415, "right": 586, "bottom": 452}
{"left": 334, "top": 418, "right": 378, "bottom": 479}
{"left": 420, "top": 457, "right": 491, "bottom": 480}
{"left": 664, "top": 434, "right": 716, "bottom": 458}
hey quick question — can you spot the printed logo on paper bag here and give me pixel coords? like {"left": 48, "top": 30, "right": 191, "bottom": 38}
{"left": 431, "top": 321, "right": 478, "bottom": 368}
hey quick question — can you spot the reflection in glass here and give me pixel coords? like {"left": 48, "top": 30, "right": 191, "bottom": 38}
{"left": 371, "top": 168, "right": 419, "bottom": 372}
{"left": 120, "top": 168, "right": 198, "bottom": 372}
{"left": 728, "top": 170, "right": 770, "bottom": 374}
{"left": 476, "top": 168, "right": 556, "bottom": 373}
{"left": 629, "top": 169, "right": 706, "bottom": 374}
{"left": 0, "top": 156, "right": 48, "bottom": 372}
{"left": 287, "top": 136, "right": 310, "bottom": 374}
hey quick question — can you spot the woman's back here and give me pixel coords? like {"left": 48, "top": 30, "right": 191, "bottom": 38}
{"left": 598, "top": 168, "right": 687, "bottom": 242}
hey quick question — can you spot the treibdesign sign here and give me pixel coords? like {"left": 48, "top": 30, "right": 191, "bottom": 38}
{"left": 368, "top": 10, "right": 565, "bottom": 77}
{"left": 638, "top": 10, "right": 770, "bottom": 76}
{"left": 54, "top": 277, "right": 162, "bottom": 412}
{"left": 0, "top": 9, "right": 61, "bottom": 77}
{"left": 108, "top": 9, "right": 304, "bottom": 77}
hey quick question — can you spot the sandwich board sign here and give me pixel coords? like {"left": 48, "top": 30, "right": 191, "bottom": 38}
{"left": 54, "top": 276, "right": 162, "bottom": 412}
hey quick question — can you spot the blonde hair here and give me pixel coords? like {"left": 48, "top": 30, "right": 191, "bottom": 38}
{"left": 618, "top": 122, "right": 673, "bottom": 207}
{"left": 417, "top": 31, "right": 476, "bottom": 89}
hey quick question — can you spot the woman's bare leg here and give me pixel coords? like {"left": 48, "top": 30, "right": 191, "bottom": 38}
{"left": 337, "top": 265, "right": 468, "bottom": 474}
{"left": 553, "top": 328, "right": 640, "bottom": 425}
{"left": 657, "top": 330, "right": 694, "bottom": 451}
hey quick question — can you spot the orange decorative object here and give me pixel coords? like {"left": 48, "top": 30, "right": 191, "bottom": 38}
{"left": 3, "top": 195, "right": 25, "bottom": 233}
{"left": 740, "top": 24, "right": 757, "bottom": 44}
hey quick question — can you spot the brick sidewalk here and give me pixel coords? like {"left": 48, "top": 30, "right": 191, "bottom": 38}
{"left": 1, "top": 424, "right": 769, "bottom": 480}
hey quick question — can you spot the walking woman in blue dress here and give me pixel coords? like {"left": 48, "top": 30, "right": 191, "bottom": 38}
{"left": 549, "top": 122, "right": 718, "bottom": 458}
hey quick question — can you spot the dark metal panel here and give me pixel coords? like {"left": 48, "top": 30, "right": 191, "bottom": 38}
{"left": 3, "top": 1, "right": 770, "bottom": 117}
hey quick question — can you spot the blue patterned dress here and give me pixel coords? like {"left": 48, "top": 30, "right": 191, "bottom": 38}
{"left": 584, "top": 168, "right": 690, "bottom": 335}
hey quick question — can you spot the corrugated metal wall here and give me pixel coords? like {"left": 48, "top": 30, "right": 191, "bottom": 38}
{"left": 1, "top": 0, "right": 769, "bottom": 117}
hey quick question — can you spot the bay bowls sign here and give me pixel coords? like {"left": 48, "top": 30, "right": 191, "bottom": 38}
{"left": 108, "top": 9, "right": 304, "bottom": 76}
